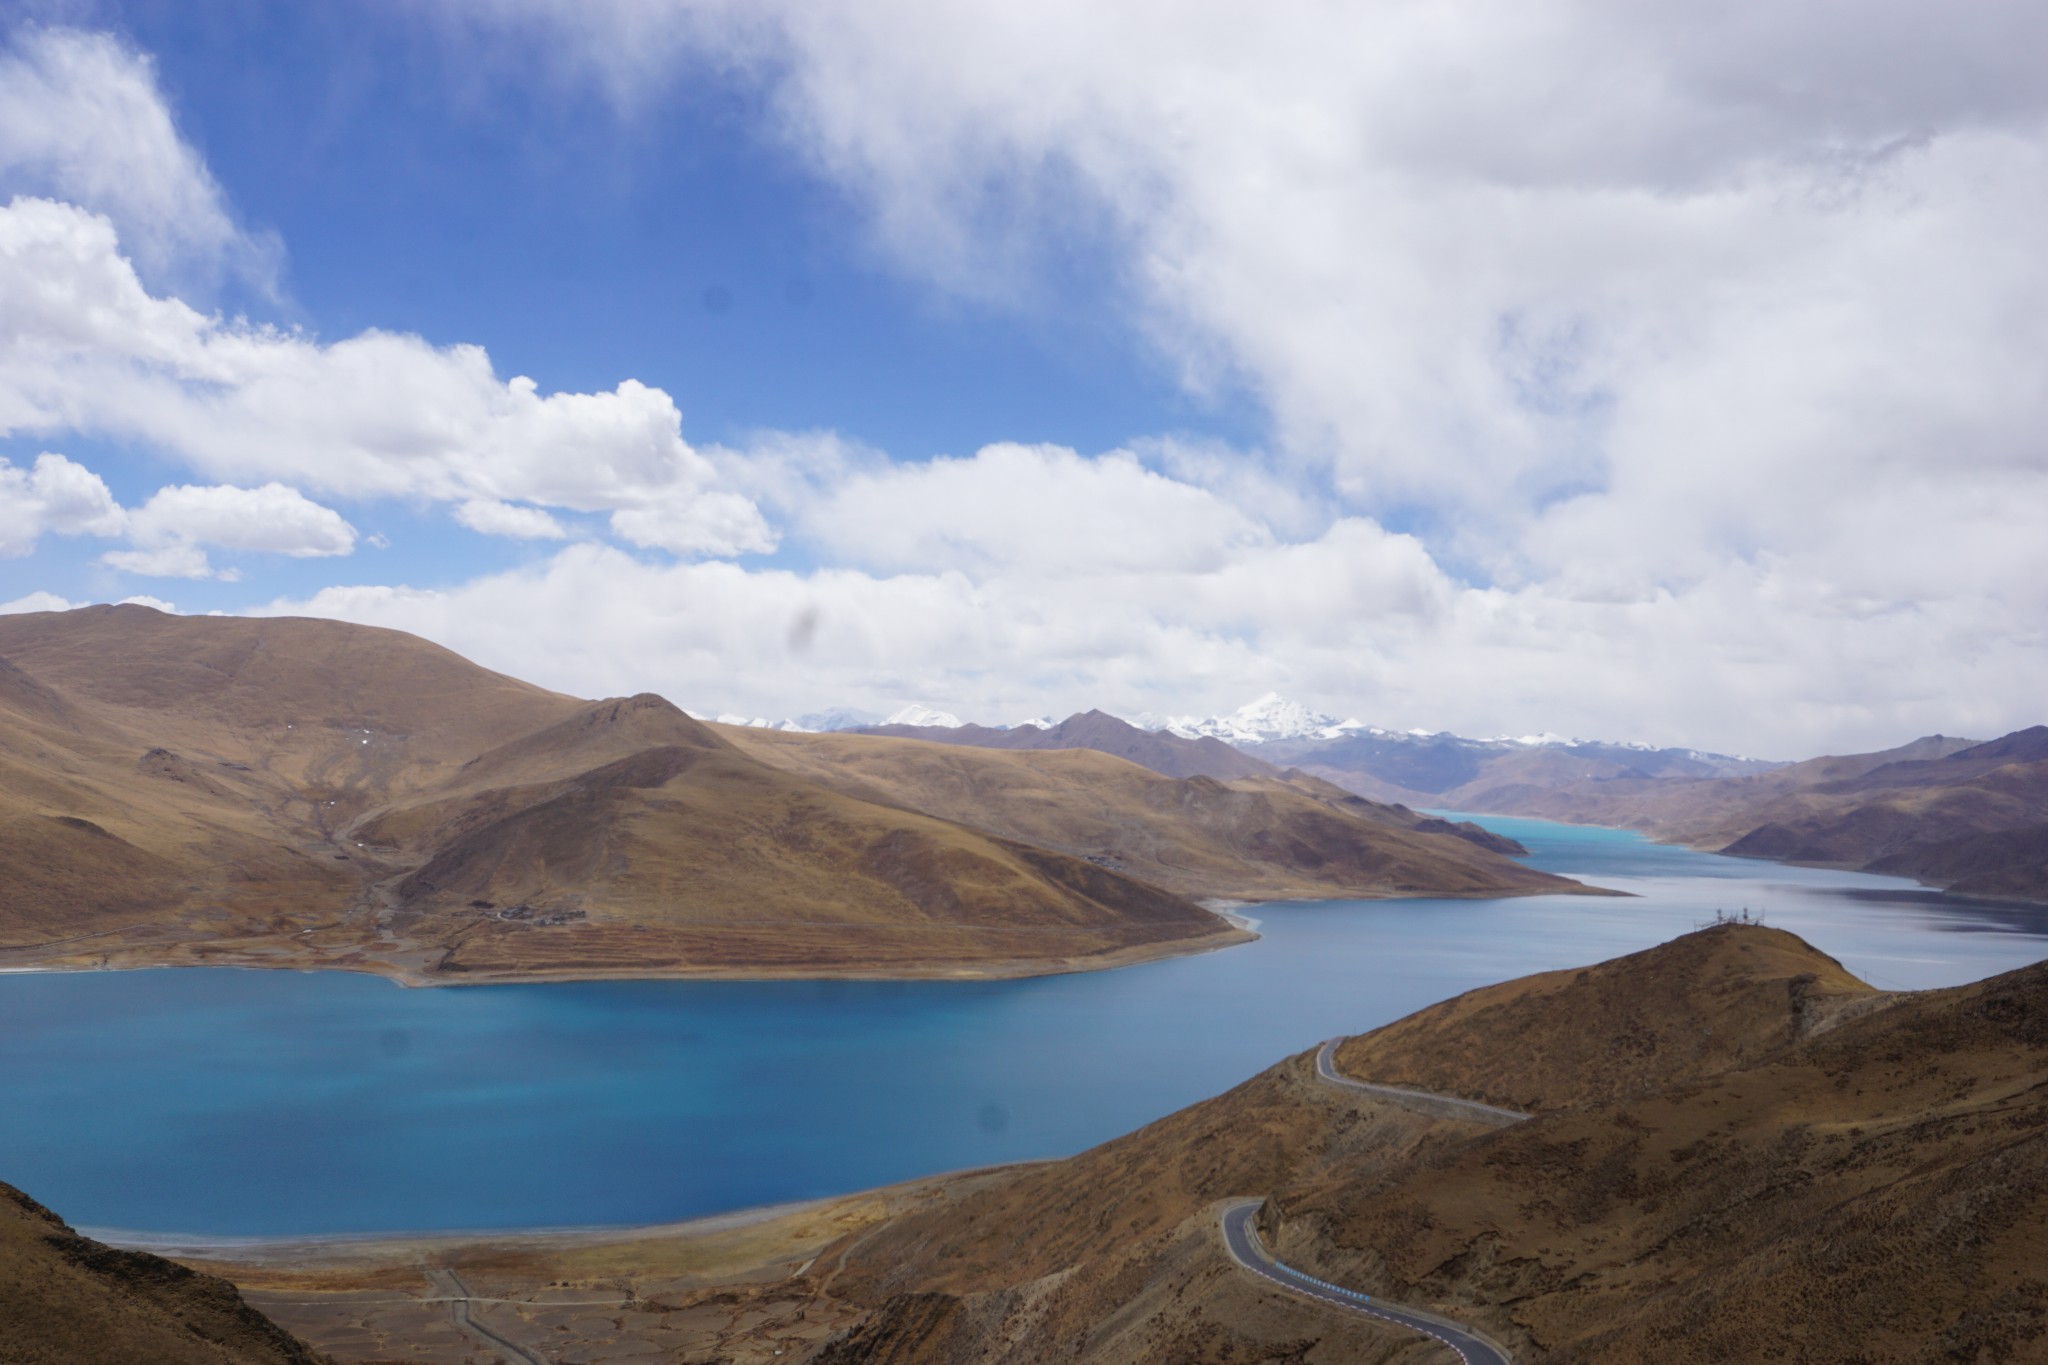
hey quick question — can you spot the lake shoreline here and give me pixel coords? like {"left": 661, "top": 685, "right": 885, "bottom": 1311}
{"left": 0, "top": 876, "right": 1614, "bottom": 988}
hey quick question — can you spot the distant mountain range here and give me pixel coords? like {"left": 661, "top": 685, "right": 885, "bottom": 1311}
{"left": 855, "top": 708, "right": 1278, "bottom": 782}
{"left": 793, "top": 691, "right": 2048, "bottom": 900}
{"left": 825, "top": 692, "right": 1771, "bottom": 801}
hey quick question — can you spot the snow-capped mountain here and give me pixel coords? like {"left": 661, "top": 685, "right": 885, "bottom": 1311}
{"left": 884, "top": 703, "right": 965, "bottom": 729}
{"left": 1155, "top": 692, "right": 1372, "bottom": 745}
{"left": 714, "top": 713, "right": 814, "bottom": 732}
{"left": 789, "top": 707, "right": 881, "bottom": 733}
{"left": 1141, "top": 696, "right": 1768, "bottom": 772}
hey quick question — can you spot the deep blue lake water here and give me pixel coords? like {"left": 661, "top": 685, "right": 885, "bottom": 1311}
{"left": 4, "top": 814, "right": 2045, "bottom": 1238}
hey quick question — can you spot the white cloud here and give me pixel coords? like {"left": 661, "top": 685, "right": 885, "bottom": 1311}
{"left": 260, "top": 515, "right": 2048, "bottom": 759}
{"left": 0, "top": 589, "right": 80, "bottom": 614}
{"left": 784, "top": 442, "right": 1272, "bottom": 576}
{"left": 101, "top": 542, "right": 224, "bottom": 581}
{"left": 10, "top": 12, "right": 2048, "bottom": 757}
{"left": 0, "top": 196, "right": 772, "bottom": 555}
{"left": 126, "top": 481, "right": 357, "bottom": 558}
{"left": 455, "top": 498, "right": 569, "bottom": 540}
{"left": 0, "top": 26, "right": 271, "bottom": 292}
{"left": 398, "top": 0, "right": 2048, "bottom": 753}
{"left": 0, "top": 451, "right": 124, "bottom": 556}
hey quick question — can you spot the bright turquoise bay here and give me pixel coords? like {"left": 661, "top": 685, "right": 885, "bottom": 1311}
{"left": 3, "top": 815, "right": 2044, "bottom": 1237}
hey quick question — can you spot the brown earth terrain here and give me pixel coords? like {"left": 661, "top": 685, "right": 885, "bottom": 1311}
{"left": 0, "top": 605, "right": 1584, "bottom": 984}
{"left": 0, "top": 1182, "right": 328, "bottom": 1365}
{"left": 724, "top": 725, "right": 1580, "bottom": 903}
{"left": 171, "top": 924, "right": 2048, "bottom": 1364}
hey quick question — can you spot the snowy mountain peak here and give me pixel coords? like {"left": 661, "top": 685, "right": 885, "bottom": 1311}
{"left": 885, "top": 703, "right": 965, "bottom": 729}
{"left": 1158, "top": 693, "right": 1371, "bottom": 745}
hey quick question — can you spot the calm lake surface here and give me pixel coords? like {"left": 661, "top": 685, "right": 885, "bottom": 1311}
{"left": 4, "top": 814, "right": 2046, "bottom": 1238}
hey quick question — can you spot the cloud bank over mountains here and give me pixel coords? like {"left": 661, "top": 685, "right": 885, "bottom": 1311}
{"left": 3, "top": 8, "right": 2047, "bottom": 757}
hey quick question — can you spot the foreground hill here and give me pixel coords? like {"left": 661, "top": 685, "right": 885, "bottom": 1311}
{"left": 859, "top": 708, "right": 1279, "bottom": 781}
{"left": 811, "top": 926, "right": 2045, "bottom": 1362}
{"left": 721, "top": 725, "right": 1587, "bottom": 902}
{"left": 0, "top": 1182, "right": 326, "bottom": 1365}
{"left": 203, "top": 925, "right": 2045, "bottom": 1364}
{"left": 0, "top": 606, "right": 1243, "bottom": 980}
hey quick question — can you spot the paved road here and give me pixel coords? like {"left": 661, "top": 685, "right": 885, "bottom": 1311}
{"left": 1313, "top": 1040, "right": 1531, "bottom": 1127}
{"left": 424, "top": 1266, "right": 548, "bottom": 1365}
{"left": 1220, "top": 1201, "right": 1513, "bottom": 1365}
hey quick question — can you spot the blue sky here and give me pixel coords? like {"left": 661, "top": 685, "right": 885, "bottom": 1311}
{"left": 3, "top": 3, "right": 2046, "bottom": 755}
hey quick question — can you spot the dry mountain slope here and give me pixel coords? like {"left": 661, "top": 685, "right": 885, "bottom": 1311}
{"left": 721, "top": 724, "right": 1593, "bottom": 903}
{"left": 0, "top": 606, "right": 1242, "bottom": 980}
{"left": 0, "top": 1181, "right": 327, "bottom": 1365}
{"left": 730, "top": 926, "right": 2044, "bottom": 1364}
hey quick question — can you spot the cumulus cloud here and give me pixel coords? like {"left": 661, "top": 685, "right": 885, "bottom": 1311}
{"left": 784, "top": 442, "right": 1273, "bottom": 576}
{"left": 0, "top": 26, "right": 272, "bottom": 291}
{"left": 454, "top": 498, "right": 569, "bottom": 540}
{"left": 0, "top": 451, "right": 124, "bottom": 556}
{"left": 10, "top": 11, "right": 2048, "bottom": 756}
{"left": 399, "top": 0, "right": 2048, "bottom": 751}
{"left": 127, "top": 482, "right": 357, "bottom": 557}
{"left": 261, "top": 513, "right": 2043, "bottom": 758}
{"left": 100, "top": 543, "right": 220, "bottom": 580}
{"left": 0, "top": 589, "right": 81, "bottom": 614}
{"left": 0, "top": 196, "right": 772, "bottom": 555}
{"left": 99, "top": 480, "right": 358, "bottom": 579}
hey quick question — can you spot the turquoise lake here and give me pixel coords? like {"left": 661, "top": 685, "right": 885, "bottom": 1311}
{"left": 3, "top": 813, "right": 2045, "bottom": 1238}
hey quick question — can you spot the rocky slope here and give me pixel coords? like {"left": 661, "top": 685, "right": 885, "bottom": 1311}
{"left": 0, "top": 1181, "right": 327, "bottom": 1365}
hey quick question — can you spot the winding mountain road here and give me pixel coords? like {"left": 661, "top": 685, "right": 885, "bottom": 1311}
{"left": 1220, "top": 1201, "right": 1513, "bottom": 1365}
{"left": 1214, "top": 1040, "right": 1533, "bottom": 1363}
{"left": 1313, "top": 1038, "right": 1531, "bottom": 1126}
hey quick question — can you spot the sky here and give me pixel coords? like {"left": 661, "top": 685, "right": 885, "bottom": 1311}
{"left": 2, "top": 1, "right": 2045, "bottom": 757}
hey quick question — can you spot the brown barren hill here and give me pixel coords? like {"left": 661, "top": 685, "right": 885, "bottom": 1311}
{"left": 0, "top": 606, "right": 1242, "bottom": 981}
{"left": 1331, "top": 922, "right": 1880, "bottom": 1111}
{"left": 721, "top": 724, "right": 1595, "bottom": 903}
{"left": 1280, "top": 934, "right": 2048, "bottom": 1363}
{"left": 0, "top": 1181, "right": 327, "bottom": 1365}
{"left": 671, "top": 926, "right": 2038, "bottom": 1365}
